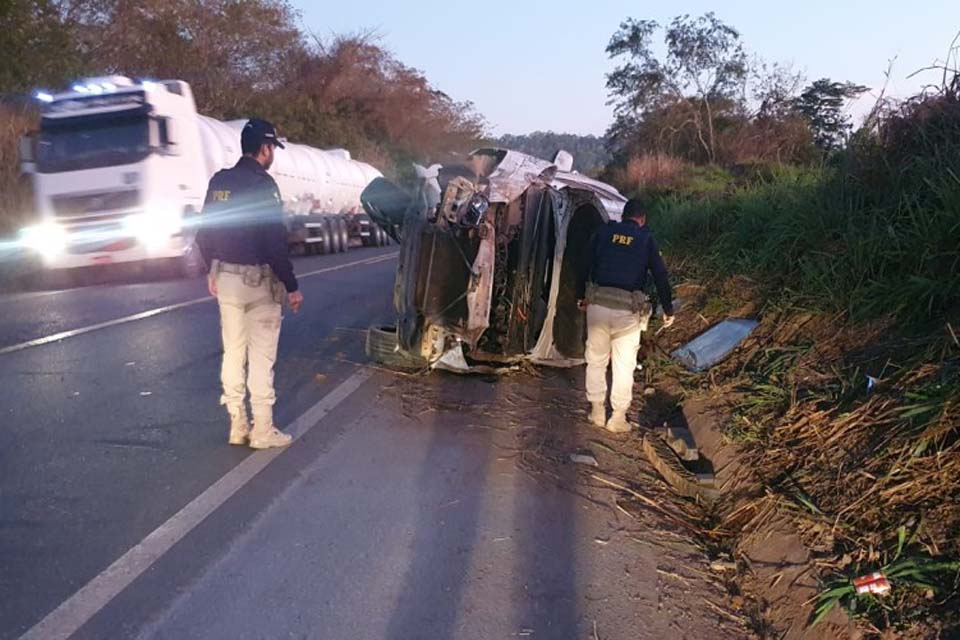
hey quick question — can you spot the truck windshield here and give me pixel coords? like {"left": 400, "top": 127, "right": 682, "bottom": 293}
{"left": 37, "top": 114, "right": 151, "bottom": 173}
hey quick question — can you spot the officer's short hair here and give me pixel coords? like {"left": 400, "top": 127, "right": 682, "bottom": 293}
{"left": 241, "top": 138, "right": 263, "bottom": 155}
{"left": 623, "top": 197, "right": 649, "bottom": 220}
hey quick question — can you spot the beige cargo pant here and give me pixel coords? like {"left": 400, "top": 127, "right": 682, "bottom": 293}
{"left": 585, "top": 304, "right": 649, "bottom": 413}
{"left": 214, "top": 270, "right": 282, "bottom": 425}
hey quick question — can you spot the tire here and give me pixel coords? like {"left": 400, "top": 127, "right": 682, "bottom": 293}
{"left": 318, "top": 222, "right": 332, "bottom": 255}
{"left": 339, "top": 218, "right": 350, "bottom": 252}
{"left": 365, "top": 325, "right": 428, "bottom": 371}
{"left": 289, "top": 226, "right": 308, "bottom": 257}
{"left": 327, "top": 219, "right": 342, "bottom": 253}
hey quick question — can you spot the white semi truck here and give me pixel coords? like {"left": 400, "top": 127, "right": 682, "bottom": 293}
{"left": 19, "top": 75, "right": 387, "bottom": 279}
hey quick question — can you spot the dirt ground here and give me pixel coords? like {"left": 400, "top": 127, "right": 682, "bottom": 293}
{"left": 379, "top": 365, "right": 756, "bottom": 639}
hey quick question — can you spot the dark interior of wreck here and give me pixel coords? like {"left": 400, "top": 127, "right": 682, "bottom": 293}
{"left": 361, "top": 153, "right": 606, "bottom": 364}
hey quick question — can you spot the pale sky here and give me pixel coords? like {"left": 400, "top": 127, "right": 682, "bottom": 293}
{"left": 295, "top": 1, "right": 959, "bottom": 136}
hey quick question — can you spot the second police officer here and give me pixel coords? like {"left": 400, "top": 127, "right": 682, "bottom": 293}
{"left": 577, "top": 197, "right": 675, "bottom": 433}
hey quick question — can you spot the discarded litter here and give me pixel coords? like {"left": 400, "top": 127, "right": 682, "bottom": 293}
{"left": 570, "top": 453, "right": 599, "bottom": 467}
{"left": 854, "top": 572, "right": 892, "bottom": 596}
{"left": 643, "top": 387, "right": 656, "bottom": 396}
{"left": 671, "top": 318, "right": 759, "bottom": 372}
{"left": 139, "top": 391, "right": 153, "bottom": 396}
{"left": 866, "top": 375, "right": 880, "bottom": 392}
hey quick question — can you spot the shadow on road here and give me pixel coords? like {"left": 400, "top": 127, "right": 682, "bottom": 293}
{"left": 383, "top": 369, "right": 582, "bottom": 638}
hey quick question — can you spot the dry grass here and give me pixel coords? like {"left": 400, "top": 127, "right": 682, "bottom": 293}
{"left": 609, "top": 153, "right": 692, "bottom": 194}
{"left": 702, "top": 307, "right": 960, "bottom": 634}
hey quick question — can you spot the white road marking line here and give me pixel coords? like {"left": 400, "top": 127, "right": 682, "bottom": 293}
{"left": 20, "top": 366, "right": 375, "bottom": 640}
{"left": 0, "top": 253, "right": 398, "bottom": 356}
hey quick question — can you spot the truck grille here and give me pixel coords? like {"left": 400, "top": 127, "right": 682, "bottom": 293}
{"left": 52, "top": 190, "right": 140, "bottom": 219}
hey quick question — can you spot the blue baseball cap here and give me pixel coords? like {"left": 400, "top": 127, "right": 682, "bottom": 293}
{"left": 241, "top": 118, "right": 285, "bottom": 152}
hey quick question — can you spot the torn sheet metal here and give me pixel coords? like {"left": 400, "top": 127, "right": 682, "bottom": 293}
{"left": 433, "top": 342, "right": 518, "bottom": 375}
{"left": 463, "top": 221, "right": 495, "bottom": 345}
{"left": 472, "top": 148, "right": 556, "bottom": 204}
{"left": 672, "top": 319, "right": 759, "bottom": 372}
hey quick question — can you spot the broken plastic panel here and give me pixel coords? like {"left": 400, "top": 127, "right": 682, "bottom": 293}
{"left": 672, "top": 319, "right": 759, "bottom": 372}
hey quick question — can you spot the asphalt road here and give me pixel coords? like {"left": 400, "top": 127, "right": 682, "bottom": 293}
{"left": 0, "top": 246, "right": 741, "bottom": 640}
{"left": 0, "top": 247, "right": 398, "bottom": 638}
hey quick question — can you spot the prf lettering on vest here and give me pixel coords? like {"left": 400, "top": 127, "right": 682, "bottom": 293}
{"left": 212, "top": 190, "right": 231, "bottom": 202}
{"left": 612, "top": 234, "right": 634, "bottom": 246}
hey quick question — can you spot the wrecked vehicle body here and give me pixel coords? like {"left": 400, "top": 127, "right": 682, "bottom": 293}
{"left": 361, "top": 148, "right": 627, "bottom": 371}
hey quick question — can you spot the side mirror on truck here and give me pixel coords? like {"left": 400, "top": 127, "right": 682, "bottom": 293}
{"left": 157, "top": 117, "right": 178, "bottom": 147}
{"left": 19, "top": 134, "right": 36, "bottom": 175}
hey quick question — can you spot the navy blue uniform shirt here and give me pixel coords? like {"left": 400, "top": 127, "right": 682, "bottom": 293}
{"left": 577, "top": 219, "right": 673, "bottom": 315}
{"left": 196, "top": 156, "right": 298, "bottom": 293}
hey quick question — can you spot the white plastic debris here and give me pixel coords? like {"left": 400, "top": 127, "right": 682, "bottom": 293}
{"left": 569, "top": 453, "right": 599, "bottom": 467}
{"left": 672, "top": 319, "right": 759, "bottom": 372}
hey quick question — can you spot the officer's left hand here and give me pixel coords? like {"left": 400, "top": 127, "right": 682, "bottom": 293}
{"left": 207, "top": 274, "right": 218, "bottom": 297}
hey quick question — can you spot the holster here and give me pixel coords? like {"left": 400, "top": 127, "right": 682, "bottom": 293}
{"left": 585, "top": 282, "right": 653, "bottom": 316}
{"left": 269, "top": 277, "right": 286, "bottom": 306}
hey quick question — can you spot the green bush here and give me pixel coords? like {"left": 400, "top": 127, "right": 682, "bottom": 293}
{"left": 654, "top": 163, "right": 960, "bottom": 326}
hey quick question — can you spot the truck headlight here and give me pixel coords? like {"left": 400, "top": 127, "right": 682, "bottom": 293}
{"left": 125, "top": 211, "right": 182, "bottom": 249}
{"left": 19, "top": 223, "right": 67, "bottom": 258}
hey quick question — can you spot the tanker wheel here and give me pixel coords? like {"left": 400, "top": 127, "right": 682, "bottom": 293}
{"left": 339, "top": 218, "right": 350, "bottom": 252}
{"left": 320, "top": 219, "right": 335, "bottom": 254}
{"left": 326, "top": 222, "right": 337, "bottom": 254}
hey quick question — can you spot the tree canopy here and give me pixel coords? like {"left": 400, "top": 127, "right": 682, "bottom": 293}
{"left": 1, "top": 0, "right": 485, "bottom": 174}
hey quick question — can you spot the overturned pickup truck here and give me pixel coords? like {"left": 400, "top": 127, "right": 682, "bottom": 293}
{"left": 361, "top": 148, "right": 627, "bottom": 372}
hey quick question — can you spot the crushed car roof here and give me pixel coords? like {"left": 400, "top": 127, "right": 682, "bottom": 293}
{"left": 470, "top": 148, "right": 626, "bottom": 217}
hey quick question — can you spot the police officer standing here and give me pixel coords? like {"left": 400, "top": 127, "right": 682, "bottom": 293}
{"left": 195, "top": 118, "right": 304, "bottom": 449}
{"left": 577, "top": 197, "right": 674, "bottom": 433}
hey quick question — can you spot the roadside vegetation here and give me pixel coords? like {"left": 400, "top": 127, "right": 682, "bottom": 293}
{"left": 603, "top": 11, "right": 960, "bottom": 636}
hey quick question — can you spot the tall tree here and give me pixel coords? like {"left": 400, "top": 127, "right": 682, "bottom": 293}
{"left": 793, "top": 79, "right": 869, "bottom": 152}
{"left": 0, "top": 0, "right": 85, "bottom": 93}
{"left": 606, "top": 12, "right": 748, "bottom": 163}
{"left": 73, "top": 0, "right": 304, "bottom": 116}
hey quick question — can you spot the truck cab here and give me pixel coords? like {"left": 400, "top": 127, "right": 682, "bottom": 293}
{"left": 22, "top": 76, "right": 208, "bottom": 274}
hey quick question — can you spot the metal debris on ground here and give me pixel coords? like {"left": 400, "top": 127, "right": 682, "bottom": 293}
{"left": 671, "top": 318, "right": 759, "bottom": 372}
{"left": 853, "top": 572, "right": 892, "bottom": 596}
{"left": 570, "top": 452, "right": 599, "bottom": 467}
